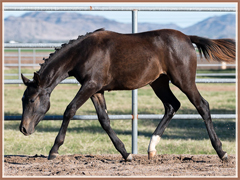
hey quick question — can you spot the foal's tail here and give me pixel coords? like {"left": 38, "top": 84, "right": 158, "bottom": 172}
{"left": 189, "top": 36, "right": 235, "bottom": 62}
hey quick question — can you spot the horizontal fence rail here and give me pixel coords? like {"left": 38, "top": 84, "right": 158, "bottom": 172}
{"left": 4, "top": 73, "right": 236, "bottom": 77}
{"left": 4, "top": 78, "right": 236, "bottom": 84}
{"left": 196, "top": 73, "right": 235, "bottom": 77}
{"left": 4, "top": 114, "right": 236, "bottom": 121}
{"left": 3, "top": 42, "right": 237, "bottom": 50}
{"left": 197, "top": 64, "right": 236, "bottom": 67}
{"left": 4, "top": 43, "right": 61, "bottom": 48}
{"left": 4, "top": 64, "right": 236, "bottom": 68}
{"left": 4, "top": 6, "right": 236, "bottom": 12}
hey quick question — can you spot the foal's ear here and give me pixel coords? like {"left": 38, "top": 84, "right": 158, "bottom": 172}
{"left": 21, "top": 73, "right": 30, "bottom": 86}
{"left": 33, "top": 72, "right": 41, "bottom": 87}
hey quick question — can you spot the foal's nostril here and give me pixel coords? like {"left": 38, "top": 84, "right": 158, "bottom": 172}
{"left": 21, "top": 126, "right": 28, "bottom": 135}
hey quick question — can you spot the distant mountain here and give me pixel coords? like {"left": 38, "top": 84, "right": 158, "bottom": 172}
{"left": 4, "top": 12, "right": 235, "bottom": 43}
{"left": 182, "top": 14, "right": 235, "bottom": 39}
{"left": 5, "top": 12, "right": 131, "bottom": 43}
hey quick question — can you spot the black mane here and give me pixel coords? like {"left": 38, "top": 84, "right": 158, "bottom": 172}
{"left": 36, "top": 28, "right": 105, "bottom": 75}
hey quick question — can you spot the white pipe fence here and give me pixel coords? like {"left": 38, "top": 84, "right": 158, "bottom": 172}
{"left": 4, "top": 78, "right": 236, "bottom": 84}
{"left": 4, "top": 6, "right": 236, "bottom": 12}
{"left": 4, "top": 114, "right": 236, "bottom": 121}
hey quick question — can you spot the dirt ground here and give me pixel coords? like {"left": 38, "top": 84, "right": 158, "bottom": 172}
{"left": 4, "top": 154, "right": 236, "bottom": 177}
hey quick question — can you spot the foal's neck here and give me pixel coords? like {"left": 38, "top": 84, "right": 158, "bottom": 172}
{"left": 39, "top": 55, "right": 71, "bottom": 94}
{"left": 37, "top": 29, "right": 102, "bottom": 93}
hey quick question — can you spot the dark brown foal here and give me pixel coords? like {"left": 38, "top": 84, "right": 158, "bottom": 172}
{"left": 20, "top": 28, "right": 235, "bottom": 162}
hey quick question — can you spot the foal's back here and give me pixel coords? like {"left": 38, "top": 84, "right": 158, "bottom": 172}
{"left": 89, "top": 29, "right": 196, "bottom": 91}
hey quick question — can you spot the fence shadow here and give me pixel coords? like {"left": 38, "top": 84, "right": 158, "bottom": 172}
{"left": 137, "top": 118, "right": 235, "bottom": 141}
{"left": 4, "top": 115, "right": 235, "bottom": 142}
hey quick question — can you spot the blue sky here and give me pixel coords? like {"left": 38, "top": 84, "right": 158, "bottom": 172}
{"left": 3, "top": 2, "right": 236, "bottom": 28}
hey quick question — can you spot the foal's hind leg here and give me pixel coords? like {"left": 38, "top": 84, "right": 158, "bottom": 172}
{"left": 169, "top": 60, "right": 227, "bottom": 162}
{"left": 91, "top": 92, "right": 132, "bottom": 161}
{"left": 176, "top": 82, "right": 227, "bottom": 161}
{"left": 148, "top": 74, "right": 181, "bottom": 159}
{"left": 165, "top": 43, "right": 227, "bottom": 161}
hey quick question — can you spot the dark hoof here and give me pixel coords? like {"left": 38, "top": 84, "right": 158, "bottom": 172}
{"left": 125, "top": 154, "right": 133, "bottom": 162}
{"left": 148, "top": 151, "right": 156, "bottom": 159}
{"left": 48, "top": 153, "right": 59, "bottom": 160}
{"left": 221, "top": 153, "right": 228, "bottom": 162}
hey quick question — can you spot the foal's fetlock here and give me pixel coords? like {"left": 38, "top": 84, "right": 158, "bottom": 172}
{"left": 48, "top": 152, "right": 59, "bottom": 160}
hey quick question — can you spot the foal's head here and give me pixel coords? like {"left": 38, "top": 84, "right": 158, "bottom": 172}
{"left": 20, "top": 73, "right": 50, "bottom": 136}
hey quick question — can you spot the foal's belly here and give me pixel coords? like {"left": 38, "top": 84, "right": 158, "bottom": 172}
{"left": 103, "top": 62, "right": 163, "bottom": 91}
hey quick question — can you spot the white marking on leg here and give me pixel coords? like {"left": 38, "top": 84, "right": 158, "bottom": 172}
{"left": 105, "top": 109, "right": 107, "bottom": 113}
{"left": 148, "top": 135, "right": 161, "bottom": 152}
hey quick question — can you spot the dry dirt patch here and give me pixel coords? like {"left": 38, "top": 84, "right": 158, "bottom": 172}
{"left": 4, "top": 154, "right": 236, "bottom": 177}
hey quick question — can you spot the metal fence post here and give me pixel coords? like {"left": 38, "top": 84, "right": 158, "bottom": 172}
{"left": 18, "top": 48, "right": 21, "bottom": 80}
{"left": 132, "top": 9, "right": 138, "bottom": 154}
{"left": 33, "top": 48, "right": 36, "bottom": 69}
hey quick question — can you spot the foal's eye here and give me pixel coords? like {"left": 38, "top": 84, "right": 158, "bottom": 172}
{"left": 29, "top": 99, "right": 35, "bottom": 103}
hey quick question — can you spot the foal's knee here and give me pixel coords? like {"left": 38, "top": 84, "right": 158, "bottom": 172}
{"left": 64, "top": 104, "right": 77, "bottom": 120}
{"left": 100, "top": 118, "right": 111, "bottom": 132}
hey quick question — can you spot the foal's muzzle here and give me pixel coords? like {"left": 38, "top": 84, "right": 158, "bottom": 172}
{"left": 20, "top": 126, "right": 29, "bottom": 136}
{"left": 19, "top": 119, "right": 35, "bottom": 136}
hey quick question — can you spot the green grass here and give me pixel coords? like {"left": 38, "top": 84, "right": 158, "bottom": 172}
{"left": 4, "top": 69, "right": 236, "bottom": 157}
{"left": 4, "top": 118, "right": 235, "bottom": 156}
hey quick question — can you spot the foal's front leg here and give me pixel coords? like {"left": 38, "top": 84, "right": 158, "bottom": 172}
{"left": 48, "top": 81, "right": 100, "bottom": 160}
{"left": 91, "top": 92, "right": 132, "bottom": 161}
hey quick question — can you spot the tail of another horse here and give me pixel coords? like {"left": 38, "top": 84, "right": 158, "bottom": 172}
{"left": 189, "top": 36, "right": 235, "bottom": 62}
